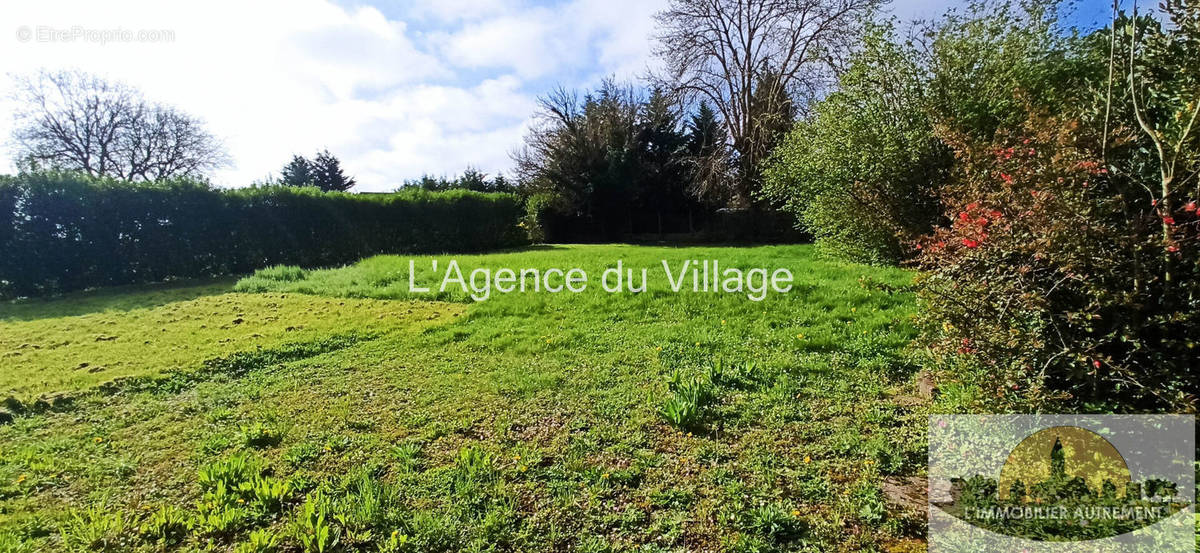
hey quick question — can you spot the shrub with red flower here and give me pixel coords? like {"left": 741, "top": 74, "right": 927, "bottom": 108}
{"left": 913, "top": 110, "right": 1199, "bottom": 411}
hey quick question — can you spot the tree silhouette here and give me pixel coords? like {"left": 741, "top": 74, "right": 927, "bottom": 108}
{"left": 310, "top": 150, "right": 356, "bottom": 192}
{"left": 280, "top": 155, "right": 314, "bottom": 187}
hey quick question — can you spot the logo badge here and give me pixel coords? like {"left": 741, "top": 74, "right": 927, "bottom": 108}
{"left": 929, "top": 415, "right": 1194, "bottom": 552}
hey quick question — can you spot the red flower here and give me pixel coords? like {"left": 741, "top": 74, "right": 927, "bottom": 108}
{"left": 1168, "top": 245, "right": 1179, "bottom": 253}
{"left": 977, "top": 217, "right": 990, "bottom": 226}
{"left": 966, "top": 202, "right": 979, "bottom": 211}
{"left": 989, "top": 210, "right": 1003, "bottom": 219}
{"left": 959, "top": 211, "right": 970, "bottom": 222}
{"left": 1163, "top": 216, "right": 1176, "bottom": 225}
{"left": 962, "top": 238, "right": 980, "bottom": 248}
{"left": 1092, "top": 359, "right": 1101, "bottom": 369}
{"left": 999, "top": 173, "right": 1013, "bottom": 184}
{"left": 1185, "top": 201, "right": 1197, "bottom": 212}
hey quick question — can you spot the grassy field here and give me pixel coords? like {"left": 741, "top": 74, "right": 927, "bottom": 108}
{"left": 0, "top": 244, "right": 935, "bottom": 553}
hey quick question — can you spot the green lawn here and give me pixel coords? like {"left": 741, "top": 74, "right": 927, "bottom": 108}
{"left": 0, "top": 244, "right": 931, "bottom": 553}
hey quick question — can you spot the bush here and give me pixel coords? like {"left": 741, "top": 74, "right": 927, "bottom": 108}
{"left": 762, "top": 22, "right": 949, "bottom": 264}
{"left": 763, "top": 1, "right": 1094, "bottom": 265}
{"left": 913, "top": 1, "right": 1200, "bottom": 411}
{"left": 0, "top": 173, "right": 527, "bottom": 298}
{"left": 915, "top": 110, "right": 1199, "bottom": 411}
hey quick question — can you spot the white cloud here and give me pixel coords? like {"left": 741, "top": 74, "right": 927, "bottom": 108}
{"left": 0, "top": 0, "right": 665, "bottom": 191}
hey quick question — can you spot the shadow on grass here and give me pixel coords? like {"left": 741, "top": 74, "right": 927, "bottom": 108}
{"left": 0, "top": 277, "right": 237, "bottom": 322}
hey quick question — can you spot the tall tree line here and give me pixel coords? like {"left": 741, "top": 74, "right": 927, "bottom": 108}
{"left": 514, "top": 0, "right": 878, "bottom": 240}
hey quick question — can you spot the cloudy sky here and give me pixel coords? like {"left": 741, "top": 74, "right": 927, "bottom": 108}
{"left": 0, "top": 0, "right": 1118, "bottom": 191}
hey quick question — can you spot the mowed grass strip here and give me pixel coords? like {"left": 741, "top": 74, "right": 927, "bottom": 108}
{"left": 0, "top": 287, "right": 463, "bottom": 399}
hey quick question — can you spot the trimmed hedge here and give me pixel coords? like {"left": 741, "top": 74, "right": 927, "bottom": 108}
{"left": 0, "top": 173, "right": 527, "bottom": 298}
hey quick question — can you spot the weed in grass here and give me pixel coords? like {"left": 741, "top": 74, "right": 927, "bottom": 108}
{"left": 455, "top": 447, "right": 494, "bottom": 484}
{"left": 658, "top": 394, "right": 701, "bottom": 429}
{"left": 575, "top": 534, "right": 615, "bottom": 553}
{"left": 477, "top": 500, "right": 518, "bottom": 546}
{"left": 851, "top": 482, "right": 888, "bottom": 525}
{"left": 199, "top": 433, "right": 234, "bottom": 456}
{"left": 346, "top": 418, "right": 375, "bottom": 431}
{"left": 452, "top": 446, "right": 496, "bottom": 504}
{"left": 138, "top": 504, "right": 188, "bottom": 545}
{"left": 193, "top": 503, "right": 251, "bottom": 539}
{"left": 377, "top": 529, "right": 411, "bottom": 553}
{"left": 60, "top": 506, "right": 128, "bottom": 552}
{"left": 250, "top": 476, "right": 294, "bottom": 515}
{"left": 659, "top": 368, "right": 716, "bottom": 430}
{"left": 198, "top": 453, "right": 264, "bottom": 492}
{"left": 284, "top": 442, "right": 322, "bottom": 468}
{"left": 239, "top": 422, "right": 284, "bottom": 449}
{"left": 706, "top": 358, "right": 765, "bottom": 389}
{"left": 322, "top": 435, "right": 352, "bottom": 454}
{"left": 334, "top": 473, "right": 404, "bottom": 545}
{"left": 744, "top": 503, "right": 806, "bottom": 543}
{"left": 291, "top": 491, "right": 339, "bottom": 553}
{"left": 406, "top": 510, "right": 458, "bottom": 551}
{"left": 234, "top": 528, "right": 282, "bottom": 553}
{"left": 194, "top": 452, "right": 295, "bottom": 538}
{"left": 0, "top": 530, "right": 33, "bottom": 553}
{"left": 252, "top": 265, "right": 309, "bottom": 283}
{"left": 389, "top": 443, "right": 422, "bottom": 471}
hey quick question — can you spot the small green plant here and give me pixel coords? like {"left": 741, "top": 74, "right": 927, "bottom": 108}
{"left": 239, "top": 422, "right": 284, "bottom": 449}
{"left": 659, "top": 369, "right": 715, "bottom": 429}
{"left": 455, "top": 447, "right": 494, "bottom": 482}
{"left": 851, "top": 483, "right": 887, "bottom": 524}
{"left": 139, "top": 504, "right": 188, "bottom": 544}
{"left": 0, "top": 530, "right": 34, "bottom": 553}
{"left": 198, "top": 452, "right": 263, "bottom": 492}
{"left": 292, "top": 491, "right": 339, "bottom": 553}
{"left": 451, "top": 446, "right": 496, "bottom": 501}
{"left": 390, "top": 443, "right": 422, "bottom": 471}
{"left": 251, "top": 476, "right": 294, "bottom": 515}
{"left": 332, "top": 472, "right": 401, "bottom": 545}
{"left": 60, "top": 506, "right": 128, "bottom": 551}
{"left": 658, "top": 395, "right": 700, "bottom": 429}
{"left": 322, "top": 435, "right": 353, "bottom": 454}
{"left": 234, "top": 528, "right": 281, "bottom": 553}
{"left": 284, "top": 442, "right": 321, "bottom": 468}
{"left": 377, "top": 529, "right": 411, "bottom": 553}
{"left": 744, "top": 503, "right": 805, "bottom": 543}
{"left": 192, "top": 503, "right": 250, "bottom": 539}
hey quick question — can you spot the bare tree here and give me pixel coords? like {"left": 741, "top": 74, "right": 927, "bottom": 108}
{"left": 10, "top": 70, "right": 229, "bottom": 181}
{"left": 655, "top": 0, "right": 882, "bottom": 205}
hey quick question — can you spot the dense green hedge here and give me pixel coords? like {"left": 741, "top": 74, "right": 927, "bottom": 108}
{"left": 0, "top": 173, "right": 527, "bottom": 298}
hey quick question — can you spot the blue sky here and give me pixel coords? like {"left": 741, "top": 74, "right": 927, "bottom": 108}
{"left": 0, "top": 0, "right": 1135, "bottom": 191}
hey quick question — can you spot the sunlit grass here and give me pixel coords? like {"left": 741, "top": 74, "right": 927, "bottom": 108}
{"left": 0, "top": 244, "right": 930, "bottom": 552}
{"left": 0, "top": 290, "right": 460, "bottom": 399}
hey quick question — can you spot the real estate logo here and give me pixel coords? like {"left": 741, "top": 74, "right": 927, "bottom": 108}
{"left": 928, "top": 415, "right": 1194, "bottom": 552}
